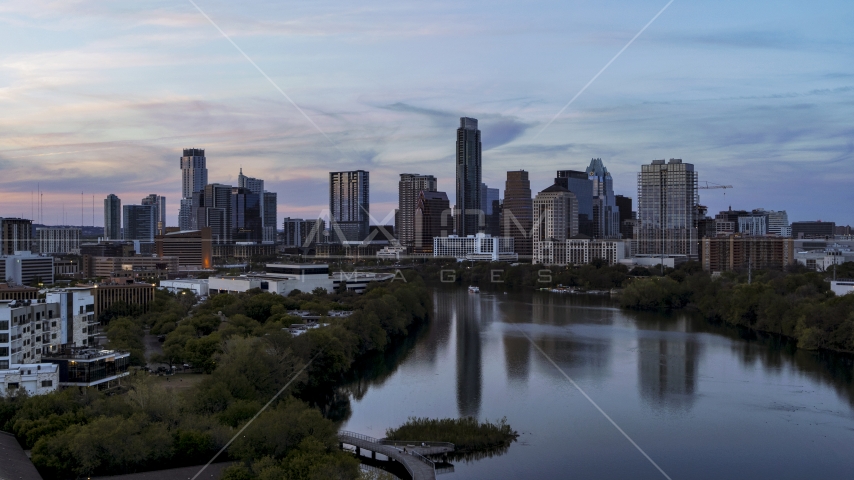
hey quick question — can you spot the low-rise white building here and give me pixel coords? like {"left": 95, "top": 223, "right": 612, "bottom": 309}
{"left": 1, "top": 252, "right": 54, "bottom": 286}
{"left": 566, "top": 239, "right": 626, "bottom": 266}
{"left": 433, "top": 234, "right": 517, "bottom": 261}
{"left": 0, "top": 363, "right": 58, "bottom": 398}
{"left": 160, "top": 279, "right": 210, "bottom": 296}
{"left": 831, "top": 281, "right": 854, "bottom": 296}
{"left": 331, "top": 271, "right": 395, "bottom": 293}
{"left": 209, "top": 264, "right": 334, "bottom": 296}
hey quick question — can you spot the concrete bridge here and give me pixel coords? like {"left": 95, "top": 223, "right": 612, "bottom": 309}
{"left": 338, "top": 431, "right": 454, "bottom": 480}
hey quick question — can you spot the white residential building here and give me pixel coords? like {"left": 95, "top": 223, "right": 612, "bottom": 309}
{"left": 433, "top": 234, "right": 517, "bottom": 261}
{"left": 0, "top": 363, "right": 58, "bottom": 398}
{"left": 0, "top": 300, "right": 63, "bottom": 368}
{"left": 567, "top": 239, "right": 626, "bottom": 266}
{"left": 45, "top": 289, "right": 97, "bottom": 347}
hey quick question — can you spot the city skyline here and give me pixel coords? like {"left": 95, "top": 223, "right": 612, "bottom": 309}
{"left": 1, "top": 1, "right": 852, "bottom": 226}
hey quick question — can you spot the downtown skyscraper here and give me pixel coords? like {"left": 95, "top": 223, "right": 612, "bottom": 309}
{"left": 503, "top": 170, "right": 533, "bottom": 259}
{"left": 398, "top": 173, "right": 438, "bottom": 247}
{"left": 455, "top": 117, "right": 482, "bottom": 237}
{"left": 179, "top": 148, "right": 208, "bottom": 231}
{"left": 330, "top": 170, "right": 369, "bottom": 242}
{"left": 141, "top": 194, "right": 166, "bottom": 236}
{"left": 238, "top": 168, "right": 277, "bottom": 243}
{"left": 586, "top": 158, "right": 621, "bottom": 239}
{"left": 636, "top": 159, "right": 699, "bottom": 258}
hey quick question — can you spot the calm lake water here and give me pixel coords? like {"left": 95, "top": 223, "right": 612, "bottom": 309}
{"left": 341, "top": 289, "right": 854, "bottom": 480}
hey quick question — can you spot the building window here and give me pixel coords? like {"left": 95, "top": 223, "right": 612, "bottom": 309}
{"left": 0, "top": 361, "right": 8, "bottom": 369}
{"left": 7, "top": 382, "right": 18, "bottom": 390}
{"left": 41, "top": 380, "right": 52, "bottom": 387}
{"left": 0, "top": 347, "right": 8, "bottom": 356}
{"left": 0, "top": 321, "right": 7, "bottom": 331}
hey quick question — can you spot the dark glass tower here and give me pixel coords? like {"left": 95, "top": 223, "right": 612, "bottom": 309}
{"left": 503, "top": 170, "right": 533, "bottom": 259}
{"left": 455, "top": 117, "right": 482, "bottom": 237}
{"left": 329, "top": 170, "right": 370, "bottom": 242}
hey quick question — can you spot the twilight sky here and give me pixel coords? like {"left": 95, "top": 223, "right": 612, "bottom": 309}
{"left": 1, "top": 0, "right": 852, "bottom": 228}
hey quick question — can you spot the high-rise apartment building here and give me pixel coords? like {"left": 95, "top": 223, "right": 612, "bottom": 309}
{"left": 586, "top": 158, "right": 621, "bottom": 239}
{"left": 179, "top": 148, "right": 208, "bottom": 231}
{"left": 123, "top": 205, "right": 156, "bottom": 242}
{"left": 261, "top": 192, "right": 277, "bottom": 244}
{"left": 141, "top": 194, "right": 166, "bottom": 235}
{"left": 555, "top": 170, "right": 593, "bottom": 237}
{"left": 502, "top": 171, "right": 533, "bottom": 260}
{"left": 455, "top": 117, "right": 482, "bottom": 237}
{"left": 103, "top": 194, "right": 121, "bottom": 241}
{"left": 37, "top": 227, "right": 81, "bottom": 255}
{"left": 0, "top": 218, "right": 33, "bottom": 255}
{"left": 283, "top": 218, "right": 326, "bottom": 249}
{"left": 636, "top": 159, "right": 699, "bottom": 258}
{"left": 398, "top": 174, "right": 438, "bottom": 247}
{"left": 756, "top": 209, "right": 789, "bottom": 236}
{"left": 414, "top": 191, "right": 451, "bottom": 254}
{"left": 329, "top": 170, "right": 369, "bottom": 243}
{"left": 532, "top": 184, "right": 579, "bottom": 265}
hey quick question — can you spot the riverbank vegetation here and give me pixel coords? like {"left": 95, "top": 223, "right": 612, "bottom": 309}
{"left": 0, "top": 273, "right": 431, "bottom": 479}
{"left": 620, "top": 262, "right": 854, "bottom": 352}
{"left": 385, "top": 416, "right": 518, "bottom": 453}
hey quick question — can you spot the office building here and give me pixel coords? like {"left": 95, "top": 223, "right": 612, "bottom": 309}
{"left": 195, "top": 183, "right": 233, "bottom": 245}
{"left": 231, "top": 187, "right": 262, "bottom": 243}
{"left": 636, "top": 159, "right": 699, "bottom": 259}
{"left": 414, "top": 191, "right": 451, "bottom": 254}
{"left": 0, "top": 285, "right": 38, "bottom": 301}
{"left": 209, "top": 264, "right": 334, "bottom": 296}
{"left": 701, "top": 236, "right": 796, "bottom": 272}
{"left": 791, "top": 221, "right": 835, "bottom": 239}
{"left": 481, "top": 183, "right": 500, "bottom": 237}
{"left": 160, "top": 279, "right": 210, "bottom": 296}
{"left": 179, "top": 148, "right": 208, "bottom": 231}
{"left": 715, "top": 208, "right": 750, "bottom": 233}
{"left": 330, "top": 170, "right": 370, "bottom": 242}
{"left": 587, "top": 158, "right": 621, "bottom": 239}
{"left": 398, "top": 174, "right": 438, "bottom": 247}
{"left": 237, "top": 169, "right": 277, "bottom": 244}
{"left": 455, "top": 117, "right": 482, "bottom": 237}
{"left": 122, "top": 204, "right": 157, "bottom": 242}
{"left": 103, "top": 194, "right": 121, "bottom": 241}
{"left": 503, "top": 171, "right": 533, "bottom": 260}
{"left": 37, "top": 227, "right": 81, "bottom": 255}
{"left": 155, "top": 228, "right": 212, "bottom": 269}
{"left": 87, "top": 256, "right": 179, "bottom": 279}
{"left": 759, "top": 210, "right": 790, "bottom": 236}
{"left": 237, "top": 168, "right": 264, "bottom": 194}
{"left": 283, "top": 218, "right": 326, "bottom": 249}
{"left": 41, "top": 347, "right": 130, "bottom": 389}
{"left": 2, "top": 252, "right": 54, "bottom": 285}
{"left": 555, "top": 170, "right": 594, "bottom": 237}
{"left": 141, "top": 194, "right": 166, "bottom": 236}
{"left": 615, "top": 195, "right": 634, "bottom": 239}
{"left": 433, "top": 234, "right": 517, "bottom": 261}
{"left": 0, "top": 218, "right": 33, "bottom": 256}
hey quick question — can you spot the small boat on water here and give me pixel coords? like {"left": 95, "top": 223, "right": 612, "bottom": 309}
{"left": 468, "top": 285, "right": 480, "bottom": 293}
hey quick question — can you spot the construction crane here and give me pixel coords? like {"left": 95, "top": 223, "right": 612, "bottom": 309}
{"left": 698, "top": 181, "right": 733, "bottom": 190}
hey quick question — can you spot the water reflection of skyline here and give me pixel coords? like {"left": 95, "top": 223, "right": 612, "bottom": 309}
{"left": 636, "top": 317, "right": 700, "bottom": 412}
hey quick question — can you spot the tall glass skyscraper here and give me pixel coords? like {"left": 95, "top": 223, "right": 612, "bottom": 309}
{"left": 123, "top": 204, "right": 156, "bottom": 242}
{"left": 141, "top": 194, "right": 166, "bottom": 236}
{"left": 455, "top": 117, "right": 482, "bottom": 237}
{"left": 103, "top": 194, "right": 121, "bottom": 240}
{"left": 179, "top": 148, "right": 208, "bottom": 231}
{"left": 636, "top": 159, "right": 699, "bottom": 258}
{"left": 586, "top": 158, "right": 621, "bottom": 239}
{"left": 329, "top": 170, "right": 369, "bottom": 242}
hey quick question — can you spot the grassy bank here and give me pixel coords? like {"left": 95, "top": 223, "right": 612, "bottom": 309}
{"left": 385, "top": 417, "right": 517, "bottom": 453}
